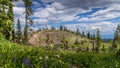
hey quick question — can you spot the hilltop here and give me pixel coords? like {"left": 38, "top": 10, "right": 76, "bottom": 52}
{"left": 28, "top": 30, "right": 90, "bottom": 46}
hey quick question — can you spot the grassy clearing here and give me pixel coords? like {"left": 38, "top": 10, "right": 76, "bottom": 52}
{"left": 0, "top": 34, "right": 120, "bottom": 68}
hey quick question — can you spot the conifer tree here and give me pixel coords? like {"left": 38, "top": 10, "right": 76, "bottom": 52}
{"left": 46, "top": 34, "right": 50, "bottom": 44}
{"left": 76, "top": 28, "right": 80, "bottom": 35}
{"left": 63, "top": 26, "right": 67, "bottom": 31}
{"left": 93, "top": 33, "right": 96, "bottom": 40}
{"left": 9, "top": 0, "right": 19, "bottom": 41}
{"left": 82, "top": 31, "right": 85, "bottom": 37}
{"left": 90, "top": 33, "right": 96, "bottom": 40}
{"left": 60, "top": 25, "right": 63, "bottom": 31}
{"left": 74, "top": 37, "right": 80, "bottom": 44}
{"left": 74, "top": 28, "right": 80, "bottom": 44}
{"left": 96, "top": 29, "right": 101, "bottom": 51}
{"left": 16, "top": 18, "right": 22, "bottom": 43}
{"left": 23, "top": 0, "right": 33, "bottom": 44}
{"left": 87, "top": 32, "right": 90, "bottom": 39}
{"left": 0, "top": 0, "right": 14, "bottom": 40}
{"left": 51, "top": 27, "right": 55, "bottom": 30}
{"left": 112, "top": 24, "right": 120, "bottom": 48}
{"left": 7, "top": 4, "right": 16, "bottom": 41}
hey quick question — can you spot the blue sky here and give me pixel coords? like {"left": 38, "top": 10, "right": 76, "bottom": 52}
{"left": 13, "top": 0, "right": 120, "bottom": 39}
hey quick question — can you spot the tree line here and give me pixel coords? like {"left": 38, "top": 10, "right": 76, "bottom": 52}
{"left": 0, "top": 0, "right": 120, "bottom": 49}
{"left": 0, "top": 0, "right": 33, "bottom": 44}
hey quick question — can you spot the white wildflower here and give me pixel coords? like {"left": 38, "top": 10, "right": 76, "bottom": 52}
{"left": 45, "top": 56, "right": 48, "bottom": 59}
{"left": 54, "top": 55, "right": 60, "bottom": 58}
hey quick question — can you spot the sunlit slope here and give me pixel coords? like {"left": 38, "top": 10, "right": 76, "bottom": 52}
{"left": 28, "top": 30, "right": 90, "bottom": 46}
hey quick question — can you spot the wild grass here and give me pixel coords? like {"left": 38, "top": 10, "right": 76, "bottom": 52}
{"left": 0, "top": 34, "right": 120, "bottom": 68}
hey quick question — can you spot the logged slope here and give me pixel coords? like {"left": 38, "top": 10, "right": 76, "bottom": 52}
{"left": 28, "top": 30, "right": 89, "bottom": 46}
{"left": 0, "top": 33, "right": 120, "bottom": 68}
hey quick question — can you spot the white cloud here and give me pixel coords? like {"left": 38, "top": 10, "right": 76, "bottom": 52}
{"left": 33, "top": 1, "right": 120, "bottom": 25}
{"left": 13, "top": 0, "right": 120, "bottom": 24}
{"left": 33, "top": 19, "right": 48, "bottom": 25}
{"left": 13, "top": 6, "right": 25, "bottom": 24}
{"left": 65, "top": 21, "right": 119, "bottom": 35}
{"left": 79, "top": 4, "right": 120, "bottom": 22}
{"left": 12, "top": 0, "right": 24, "bottom": 7}
{"left": 41, "top": 0, "right": 120, "bottom": 10}
{"left": 33, "top": 2, "right": 87, "bottom": 23}
{"left": 13, "top": 0, "right": 120, "bottom": 38}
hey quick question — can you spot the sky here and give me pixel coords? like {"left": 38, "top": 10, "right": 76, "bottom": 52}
{"left": 13, "top": 0, "right": 120, "bottom": 39}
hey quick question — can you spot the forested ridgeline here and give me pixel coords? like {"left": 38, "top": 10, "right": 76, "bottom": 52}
{"left": 0, "top": 0, "right": 120, "bottom": 68}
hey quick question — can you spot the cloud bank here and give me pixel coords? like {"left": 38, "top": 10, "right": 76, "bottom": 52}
{"left": 13, "top": 0, "right": 120, "bottom": 38}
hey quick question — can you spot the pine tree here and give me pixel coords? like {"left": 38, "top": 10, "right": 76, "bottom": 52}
{"left": 93, "top": 33, "right": 96, "bottom": 40}
{"left": 76, "top": 28, "right": 80, "bottom": 35}
{"left": 63, "top": 26, "right": 67, "bottom": 31}
{"left": 46, "top": 34, "right": 50, "bottom": 44}
{"left": 90, "top": 33, "right": 96, "bottom": 40}
{"left": 74, "top": 37, "right": 80, "bottom": 44}
{"left": 9, "top": 0, "right": 19, "bottom": 41}
{"left": 112, "top": 24, "right": 120, "bottom": 48}
{"left": 24, "top": 23, "right": 29, "bottom": 43}
{"left": 92, "top": 40, "right": 95, "bottom": 51}
{"left": 87, "top": 32, "right": 90, "bottom": 39}
{"left": 60, "top": 25, "right": 63, "bottom": 31}
{"left": 7, "top": 4, "right": 16, "bottom": 41}
{"left": 82, "top": 31, "right": 85, "bottom": 37}
{"left": 51, "top": 27, "right": 55, "bottom": 30}
{"left": 23, "top": 0, "right": 33, "bottom": 44}
{"left": 116, "top": 24, "right": 120, "bottom": 42}
{"left": 96, "top": 29, "right": 101, "bottom": 51}
{"left": 16, "top": 18, "right": 22, "bottom": 43}
{"left": 0, "top": 0, "right": 14, "bottom": 40}
{"left": 74, "top": 28, "right": 80, "bottom": 44}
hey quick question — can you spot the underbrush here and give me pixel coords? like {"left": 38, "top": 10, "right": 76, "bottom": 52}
{"left": 0, "top": 34, "right": 120, "bottom": 68}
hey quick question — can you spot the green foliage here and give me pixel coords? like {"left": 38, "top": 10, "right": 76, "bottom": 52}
{"left": 116, "top": 49, "right": 120, "bottom": 58}
{"left": 0, "top": 20, "right": 13, "bottom": 40}
{"left": 0, "top": 0, "right": 14, "bottom": 40}
{"left": 0, "top": 33, "right": 5, "bottom": 41}
{"left": 0, "top": 37, "right": 120, "bottom": 68}
{"left": 0, "top": 0, "right": 12, "bottom": 6}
